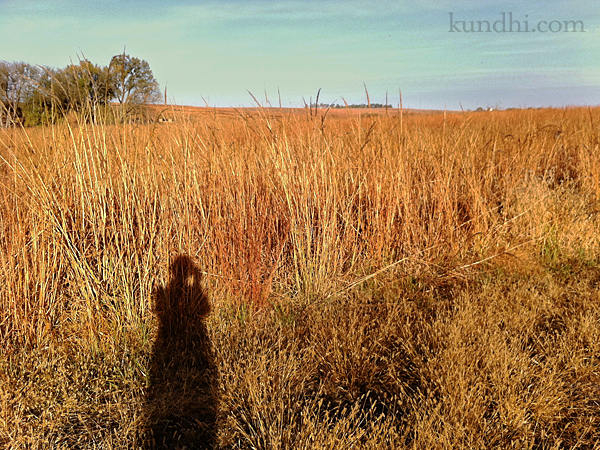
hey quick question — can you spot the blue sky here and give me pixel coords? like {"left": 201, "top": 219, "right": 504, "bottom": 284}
{"left": 1, "top": 0, "right": 598, "bottom": 109}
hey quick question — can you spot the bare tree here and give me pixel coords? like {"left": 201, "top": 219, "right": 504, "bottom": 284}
{"left": 0, "top": 61, "right": 38, "bottom": 127}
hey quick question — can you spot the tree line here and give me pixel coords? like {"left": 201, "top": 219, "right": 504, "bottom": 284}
{"left": 0, "top": 53, "right": 161, "bottom": 127}
{"left": 310, "top": 103, "right": 393, "bottom": 109}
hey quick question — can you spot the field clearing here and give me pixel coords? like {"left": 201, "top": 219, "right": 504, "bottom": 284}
{"left": 1, "top": 106, "right": 599, "bottom": 448}
{"left": 144, "top": 104, "right": 446, "bottom": 126}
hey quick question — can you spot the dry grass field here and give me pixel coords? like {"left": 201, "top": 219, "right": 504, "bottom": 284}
{"left": 1, "top": 105, "right": 599, "bottom": 449}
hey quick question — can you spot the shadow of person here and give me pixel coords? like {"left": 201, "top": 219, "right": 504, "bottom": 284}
{"left": 143, "top": 255, "right": 217, "bottom": 449}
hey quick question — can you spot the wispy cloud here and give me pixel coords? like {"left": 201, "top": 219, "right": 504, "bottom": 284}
{"left": 0, "top": 0, "right": 598, "bottom": 108}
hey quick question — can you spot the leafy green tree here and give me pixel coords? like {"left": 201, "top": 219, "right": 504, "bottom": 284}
{"left": 21, "top": 66, "right": 68, "bottom": 126}
{"left": 54, "top": 59, "right": 115, "bottom": 123}
{"left": 109, "top": 53, "right": 160, "bottom": 121}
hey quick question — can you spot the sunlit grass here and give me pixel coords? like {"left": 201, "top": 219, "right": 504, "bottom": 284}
{"left": 1, "top": 106, "right": 599, "bottom": 448}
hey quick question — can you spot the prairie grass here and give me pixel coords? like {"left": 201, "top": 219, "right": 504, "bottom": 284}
{"left": 0, "top": 106, "right": 599, "bottom": 448}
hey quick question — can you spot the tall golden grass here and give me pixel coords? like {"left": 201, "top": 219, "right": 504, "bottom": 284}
{"left": 1, "top": 106, "right": 599, "bottom": 448}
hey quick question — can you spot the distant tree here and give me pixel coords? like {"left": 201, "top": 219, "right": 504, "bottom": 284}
{"left": 0, "top": 61, "right": 38, "bottom": 127}
{"left": 20, "top": 66, "right": 58, "bottom": 126}
{"left": 109, "top": 53, "right": 160, "bottom": 121}
{"left": 55, "top": 59, "right": 115, "bottom": 123}
{"left": 0, "top": 54, "right": 160, "bottom": 127}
